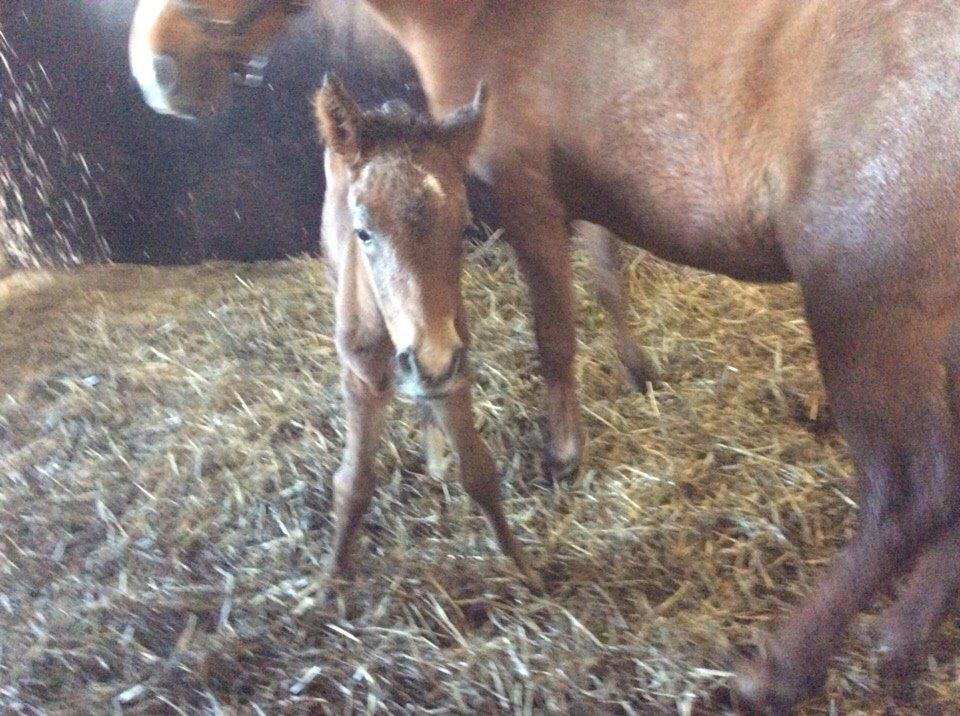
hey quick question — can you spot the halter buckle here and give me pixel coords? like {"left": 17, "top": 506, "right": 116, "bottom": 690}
{"left": 232, "top": 55, "right": 271, "bottom": 88}
{"left": 173, "top": 1, "right": 313, "bottom": 88}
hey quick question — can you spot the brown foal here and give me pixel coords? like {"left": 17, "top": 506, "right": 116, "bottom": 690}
{"left": 131, "top": 1, "right": 960, "bottom": 711}
{"left": 315, "top": 75, "right": 539, "bottom": 587}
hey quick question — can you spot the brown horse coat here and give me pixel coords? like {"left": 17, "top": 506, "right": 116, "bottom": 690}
{"left": 130, "top": 1, "right": 960, "bottom": 711}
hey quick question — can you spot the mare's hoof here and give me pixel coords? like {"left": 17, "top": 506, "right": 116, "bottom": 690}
{"left": 876, "top": 634, "right": 925, "bottom": 685}
{"left": 620, "top": 347, "right": 661, "bottom": 392}
{"left": 733, "top": 647, "right": 826, "bottom": 715}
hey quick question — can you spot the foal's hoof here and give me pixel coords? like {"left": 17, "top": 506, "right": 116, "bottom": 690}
{"left": 733, "top": 647, "right": 826, "bottom": 715}
{"left": 543, "top": 451, "right": 580, "bottom": 483}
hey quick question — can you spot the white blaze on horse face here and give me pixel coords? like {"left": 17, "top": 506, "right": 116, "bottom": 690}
{"left": 422, "top": 173, "right": 446, "bottom": 199}
{"left": 349, "top": 191, "right": 462, "bottom": 391}
{"left": 129, "top": 0, "right": 175, "bottom": 114}
{"left": 415, "top": 316, "right": 461, "bottom": 378}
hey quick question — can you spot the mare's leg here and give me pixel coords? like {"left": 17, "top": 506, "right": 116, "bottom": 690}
{"left": 430, "top": 387, "right": 541, "bottom": 588}
{"left": 876, "top": 528, "right": 960, "bottom": 680}
{"left": 575, "top": 221, "right": 659, "bottom": 389}
{"left": 736, "top": 300, "right": 960, "bottom": 712}
{"left": 486, "top": 156, "right": 581, "bottom": 480}
{"left": 875, "top": 319, "right": 960, "bottom": 679}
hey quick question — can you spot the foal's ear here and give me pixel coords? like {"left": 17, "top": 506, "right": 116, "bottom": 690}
{"left": 314, "top": 73, "right": 366, "bottom": 165}
{"left": 438, "top": 82, "right": 488, "bottom": 167}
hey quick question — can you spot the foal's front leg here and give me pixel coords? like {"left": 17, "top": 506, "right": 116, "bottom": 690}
{"left": 429, "top": 387, "right": 542, "bottom": 589}
{"left": 329, "top": 365, "right": 392, "bottom": 576}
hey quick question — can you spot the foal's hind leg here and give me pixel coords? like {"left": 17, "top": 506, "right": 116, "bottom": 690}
{"left": 430, "top": 386, "right": 541, "bottom": 589}
{"left": 736, "top": 303, "right": 960, "bottom": 712}
{"left": 574, "top": 221, "right": 660, "bottom": 389}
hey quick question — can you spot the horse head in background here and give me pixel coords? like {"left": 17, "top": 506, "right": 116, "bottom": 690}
{"left": 130, "top": 0, "right": 312, "bottom": 117}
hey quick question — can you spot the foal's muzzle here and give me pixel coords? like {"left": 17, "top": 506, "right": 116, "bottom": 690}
{"left": 396, "top": 345, "right": 468, "bottom": 399}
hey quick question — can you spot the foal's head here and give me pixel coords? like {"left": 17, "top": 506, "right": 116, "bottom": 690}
{"left": 129, "top": 0, "right": 310, "bottom": 118}
{"left": 316, "top": 75, "right": 487, "bottom": 400}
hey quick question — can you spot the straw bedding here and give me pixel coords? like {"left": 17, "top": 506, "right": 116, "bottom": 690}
{"left": 1, "top": 239, "right": 958, "bottom": 713}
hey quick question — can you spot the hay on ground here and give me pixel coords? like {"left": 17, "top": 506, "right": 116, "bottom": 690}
{"left": 1, "top": 240, "right": 958, "bottom": 713}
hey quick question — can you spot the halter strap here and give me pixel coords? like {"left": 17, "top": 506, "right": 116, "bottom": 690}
{"left": 172, "top": 0, "right": 310, "bottom": 38}
{"left": 170, "top": 0, "right": 312, "bottom": 87}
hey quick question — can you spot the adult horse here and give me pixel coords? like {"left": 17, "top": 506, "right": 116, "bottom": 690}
{"left": 129, "top": 1, "right": 960, "bottom": 711}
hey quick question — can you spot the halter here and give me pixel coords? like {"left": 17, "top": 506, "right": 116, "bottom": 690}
{"left": 171, "top": 0, "right": 311, "bottom": 87}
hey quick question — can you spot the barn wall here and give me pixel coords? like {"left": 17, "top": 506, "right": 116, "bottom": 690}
{"left": 0, "top": 0, "right": 424, "bottom": 266}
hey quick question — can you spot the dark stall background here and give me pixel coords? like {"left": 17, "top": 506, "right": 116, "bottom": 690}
{"left": 0, "top": 0, "right": 423, "bottom": 266}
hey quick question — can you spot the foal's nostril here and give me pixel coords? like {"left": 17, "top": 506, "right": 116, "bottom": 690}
{"left": 396, "top": 348, "right": 417, "bottom": 377}
{"left": 153, "top": 53, "right": 179, "bottom": 93}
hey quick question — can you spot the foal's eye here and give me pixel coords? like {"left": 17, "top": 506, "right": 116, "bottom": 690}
{"left": 356, "top": 229, "right": 373, "bottom": 244}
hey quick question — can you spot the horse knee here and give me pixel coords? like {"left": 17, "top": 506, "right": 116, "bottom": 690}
{"left": 337, "top": 334, "right": 394, "bottom": 396}
{"left": 333, "top": 466, "right": 375, "bottom": 515}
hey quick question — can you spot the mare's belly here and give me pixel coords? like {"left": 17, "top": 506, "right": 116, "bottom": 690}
{"left": 555, "top": 145, "right": 793, "bottom": 283}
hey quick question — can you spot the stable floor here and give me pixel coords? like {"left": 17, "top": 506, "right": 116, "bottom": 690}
{"left": 2, "top": 241, "right": 957, "bottom": 713}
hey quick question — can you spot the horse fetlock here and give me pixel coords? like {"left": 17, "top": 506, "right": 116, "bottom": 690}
{"left": 733, "top": 643, "right": 827, "bottom": 715}
{"left": 875, "top": 615, "right": 929, "bottom": 682}
{"left": 543, "top": 436, "right": 581, "bottom": 482}
{"left": 877, "top": 640, "right": 925, "bottom": 684}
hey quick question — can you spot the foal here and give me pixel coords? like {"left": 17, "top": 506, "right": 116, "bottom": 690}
{"left": 315, "top": 74, "right": 538, "bottom": 586}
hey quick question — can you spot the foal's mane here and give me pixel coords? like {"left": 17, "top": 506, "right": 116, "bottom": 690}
{"left": 361, "top": 99, "right": 446, "bottom": 150}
